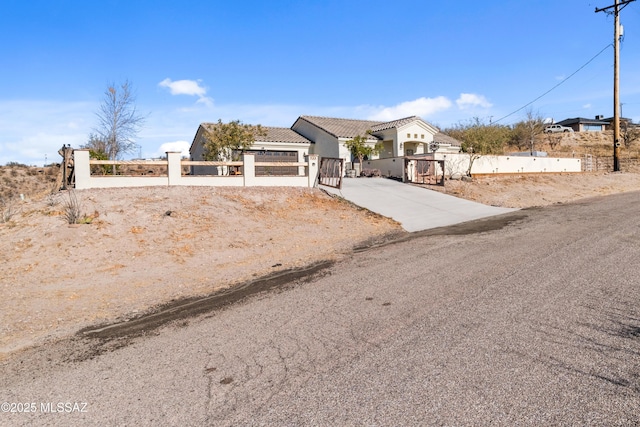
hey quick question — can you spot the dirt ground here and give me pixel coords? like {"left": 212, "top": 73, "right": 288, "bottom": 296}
{"left": 2, "top": 169, "right": 640, "bottom": 359}
{"left": 0, "top": 186, "right": 401, "bottom": 358}
{"left": 429, "top": 168, "right": 640, "bottom": 208}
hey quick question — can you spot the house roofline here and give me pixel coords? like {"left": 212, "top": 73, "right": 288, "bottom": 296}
{"left": 190, "top": 123, "right": 311, "bottom": 154}
{"left": 294, "top": 114, "right": 439, "bottom": 139}
{"left": 293, "top": 115, "right": 381, "bottom": 139}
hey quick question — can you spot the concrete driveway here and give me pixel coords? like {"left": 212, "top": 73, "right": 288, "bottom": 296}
{"left": 321, "top": 177, "right": 516, "bottom": 232}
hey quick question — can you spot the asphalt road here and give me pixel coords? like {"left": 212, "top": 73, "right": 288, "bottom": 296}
{"left": 2, "top": 192, "right": 640, "bottom": 426}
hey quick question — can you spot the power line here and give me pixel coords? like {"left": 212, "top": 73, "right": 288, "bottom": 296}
{"left": 596, "top": 0, "right": 635, "bottom": 172}
{"left": 595, "top": 0, "right": 636, "bottom": 13}
{"left": 493, "top": 43, "right": 613, "bottom": 124}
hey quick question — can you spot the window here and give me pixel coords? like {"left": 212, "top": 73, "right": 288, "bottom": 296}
{"left": 421, "top": 134, "right": 424, "bottom": 139}
{"left": 414, "top": 134, "right": 418, "bottom": 138}
{"left": 407, "top": 133, "right": 411, "bottom": 138}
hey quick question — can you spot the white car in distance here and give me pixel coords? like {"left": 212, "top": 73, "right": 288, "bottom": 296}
{"left": 544, "top": 124, "right": 574, "bottom": 133}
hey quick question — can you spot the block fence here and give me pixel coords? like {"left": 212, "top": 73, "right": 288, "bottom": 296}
{"left": 363, "top": 153, "right": 583, "bottom": 179}
{"left": 74, "top": 150, "right": 320, "bottom": 189}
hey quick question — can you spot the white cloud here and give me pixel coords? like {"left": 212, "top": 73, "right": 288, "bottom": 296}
{"left": 456, "top": 93, "right": 493, "bottom": 110}
{"left": 155, "top": 141, "right": 191, "bottom": 158}
{"left": 583, "top": 103, "right": 592, "bottom": 109}
{"left": 0, "top": 100, "right": 94, "bottom": 166}
{"left": 0, "top": 94, "right": 495, "bottom": 167}
{"left": 195, "top": 97, "right": 214, "bottom": 107}
{"left": 159, "top": 78, "right": 213, "bottom": 106}
{"left": 366, "top": 97, "right": 453, "bottom": 121}
{"left": 159, "top": 78, "right": 206, "bottom": 96}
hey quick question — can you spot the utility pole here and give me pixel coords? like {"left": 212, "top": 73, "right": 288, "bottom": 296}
{"left": 596, "top": 0, "right": 635, "bottom": 172}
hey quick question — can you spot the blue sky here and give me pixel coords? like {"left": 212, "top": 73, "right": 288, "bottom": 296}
{"left": 1, "top": 0, "right": 639, "bottom": 165}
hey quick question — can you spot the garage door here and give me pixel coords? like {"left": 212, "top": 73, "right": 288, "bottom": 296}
{"left": 251, "top": 151, "right": 298, "bottom": 176}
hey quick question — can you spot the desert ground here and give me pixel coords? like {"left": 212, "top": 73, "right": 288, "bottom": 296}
{"left": 2, "top": 158, "right": 640, "bottom": 360}
{"left": 0, "top": 184, "right": 401, "bottom": 358}
{"left": 431, "top": 168, "right": 640, "bottom": 208}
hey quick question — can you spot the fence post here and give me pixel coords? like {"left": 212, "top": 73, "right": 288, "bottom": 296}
{"left": 298, "top": 151, "right": 306, "bottom": 176}
{"left": 243, "top": 153, "right": 256, "bottom": 186}
{"left": 167, "top": 152, "right": 182, "bottom": 186}
{"left": 74, "top": 149, "right": 91, "bottom": 190}
{"left": 307, "top": 154, "right": 319, "bottom": 187}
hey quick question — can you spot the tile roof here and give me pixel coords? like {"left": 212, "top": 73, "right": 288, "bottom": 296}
{"left": 297, "top": 116, "right": 381, "bottom": 139}
{"left": 557, "top": 117, "right": 609, "bottom": 126}
{"left": 200, "top": 124, "right": 310, "bottom": 144}
{"left": 259, "top": 127, "right": 311, "bottom": 144}
{"left": 369, "top": 116, "right": 422, "bottom": 132}
{"left": 433, "top": 132, "right": 462, "bottom": 147}
{"left": 601, "top": 116, "right": 633, "bottom": 123}
{"left": 298, "top": 115, "right": 439, "bottom": 138}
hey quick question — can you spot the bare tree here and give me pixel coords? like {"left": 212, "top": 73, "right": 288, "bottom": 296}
{"left": 509, "top": 109, "right": 545, "bottom": 153}
{"left": 443, "top": 155, "right": 467, "bottom": 179}
{"left": 94, "top": 80, "right": 145, "bottom": 161}
{"left": 621, "top": 120, "right": 640, "bottom": 149}
{"left": 83, "top": 133, "right": 107, "bottom": 155}
{"left": 545, "top": 133, "right": 563, "bottom": 151}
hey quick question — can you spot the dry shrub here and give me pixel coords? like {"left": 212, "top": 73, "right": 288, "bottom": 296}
{"left": 62, "top": 191, "right": 82, "bottom": 224}
{"left": 45, "top": 192, "right": 59, "bottom": 207}
{"left": 1, "top": 196, "right": 19, "bottom": 223}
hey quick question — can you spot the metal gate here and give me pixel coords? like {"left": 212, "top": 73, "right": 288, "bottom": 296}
{"left": 318, "top": 157, "right": 344, "bottom": 189}
{"left": 405, "top": 158, "right": 445, "bottom": 186}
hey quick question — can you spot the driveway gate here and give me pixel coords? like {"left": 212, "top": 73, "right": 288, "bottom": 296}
{"left": 405, "top": 158, "right": 445, "bottom": 186}
{"left": 318, "top": 157, "right": 344, "bottom": 189}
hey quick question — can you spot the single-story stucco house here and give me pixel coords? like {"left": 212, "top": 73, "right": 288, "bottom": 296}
{"left": 556, "top": 116, "right": 609, "bottom": 132}
{"left": 189, "top": 115, "right": 461, "bottom": 175}
{"left": 554, "top": 115, "right": 640, "bottom": 133}
{"left": 190, "top": 125, "right": 312, "bottom": 175}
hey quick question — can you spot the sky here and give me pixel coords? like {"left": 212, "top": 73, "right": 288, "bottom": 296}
{"left": 1, "top": 0, "right": 639, "bottom": 166}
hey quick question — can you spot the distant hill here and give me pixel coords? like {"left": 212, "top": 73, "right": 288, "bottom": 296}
{"left": 0, "top": 163, "right": 60, "bottom": 201}
{"left": 541, "top": 130, "right": 639, "bottom": 158}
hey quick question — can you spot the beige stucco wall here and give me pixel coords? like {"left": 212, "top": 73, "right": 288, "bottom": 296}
{"left": 292, "top": 119, "right": 339, "bottom": 159}
{"left": 74, "top": 151, "right": 319, "bottom": 189}
{"left": 434, "top": 153, "right": 582, "bottom": 176}
{"left": 371, "top": 120, "right": 438, "bottom": 158}
{"left": 362, "top": 157, "right": 405, "bottom": 178}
